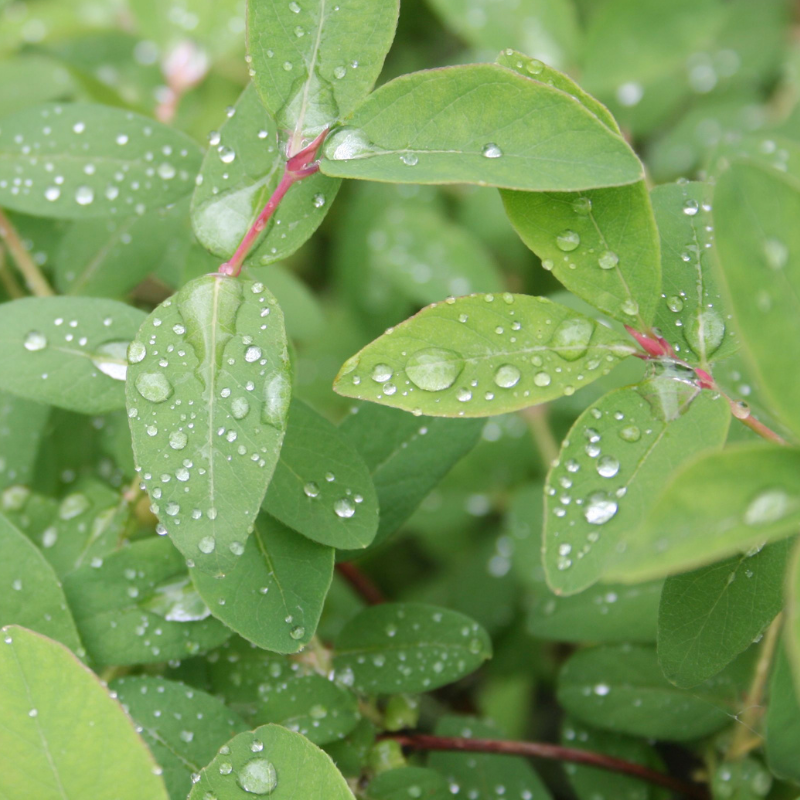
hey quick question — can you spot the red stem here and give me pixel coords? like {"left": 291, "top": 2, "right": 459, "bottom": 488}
{"left": 219, "top": 127, "right": 329, "bottom": 277}
{"left": 386, "top": 733, "right": 709, "bottom": 800}
{"left": 336, "top": 562, "right": 386, "bottom": 605}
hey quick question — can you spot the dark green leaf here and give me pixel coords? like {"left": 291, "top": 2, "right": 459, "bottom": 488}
{"left": 606, "top": 444, "right": 800, "bottom": 583}
{"left": 126, "top": 275, "right": 291, "bottom": 576}
{"left": 112, "top": 675, "right": 248, "bottom": 800}
{"left": 62, "top": 537, "right": 230, "bottom": 666}
{"left": 711, "top": 758, "right": 772, "bottom": 800}
{"left": 765, "top": 648, "right": 800, "bottom": 783}
{"left": 263, "top": 399, "right": 379, "bottom": 549}
{"left": 0, "top": 296, "right": 146, "bottom": 414}
{"left": 188, "top": 722, "right": 355, "bottom": 800}
{"left": 0, "top": 391, "right": 49, "bottom": 490}
{"left": 657, "top": 539, "right": 789, "bottom": 688}
{"left": 0, "top": 625, "right": 169, "bottom": 800}
{"left": 334, "top": 294, "right": 635, "bottom": 418}
{"left": 320, "top": 65, "right": 643, "bottom": 191}
{"left": 366, "top": 767, "right": 451, "bottom": 800}
{"left": 333, "top": 603, "right": 492, "bottom": 694}
{"left": 544, "top": 385, "right": 730, "bottom": 594}
{"left": 0, "top": 102, "right": 201, "bottom": 218}
{"left": 0, "top": 513, "right": 83, "bottom": 654}
{"left": 191, "top": 513, "right": 333, "bottom": 654}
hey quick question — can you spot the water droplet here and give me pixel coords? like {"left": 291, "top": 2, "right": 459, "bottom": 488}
{"left": 405, "top": 348, "right": 464, "bottom": 392}
{"left": 667, "top": 296, "right": 684, "bottom": 313}
{"left": 551, "top": 318, "right": 593, "bottom": 361}
{"left": 584, "top": 493, "right": 618, "bottom": 525}
{"left": 59, "top": 493, "right": 90, "bottom": 520}
{"left": 764, "top": 238, "right": 788, "bottom": 270}
{"left": 92, "top": 340, "right": 129, "bottom": 380}
{"left": 371, "top": 363, "right": 393, "bottom": 383}
{"left": 198, "top": 536, "right": 216, "bottom": 554}
{"left": 744, "top": 489, "right": 792, "bottom": 526}
{"left": 312, "top": 193, "right": 326, "bottom": 208}
{"left": 245, "top": 346, "right": 262, "bottom": 362}
{"left": 75, "top": 186, "right": 94, "bottom": 205}
{"left": 621, "top": 299, "right": 639, "bottom": 317}
{"left": 556, "top": 230, "right": 581, "bottom": 252}
{"left": 533, "top": 371, "right": 551, "bottom": 387}
{"left": 481, "top": 143, "right": 503, "bottom": 158}
{"left": 685, "top": 308, "right": 725, "bottom": 359}
{"left": 596, "top": 455, "right": 620, "bottom": 478}
{"left": 683, "top": 199, "right": 699, "bottom": 216}
{"left": 598, "top": 251, "right": 619, "bottom": 270}
{"left": 231, "top": 397, "right": 250, "bottom": 419}
{"left": 572, "top": 197, "right": 592, "bottom": 215}
{"left": 135, "top": 372, "right": 173, "bottom": 403}
{"left": 619, "top": 425, "right": 641, "bottom": 442}
{"left": 303, "top": 482, "right": 320, "bottom": 498}
{"left": 290, "top": 625, "right": 305, "bottom": 640}
{"left": 237, "top": 758, "right": 278, "bottom": 795}
{"left": 334, "top": 497, "right": 355, "bottom": 518}
{"left": 45, "top": 186, "right": 60, "bottom": 201}
{"left": 494, "top": 364, "right": 521, "bottom": 388}
{"left": 23, "top": 331, "right": 47, "bottom": 351}
{"left": 218, "top": 146, "right": 236, "bottom": 164}
{"left": 333, "top": 65, "right": 347, "bottom": 79}
{"left": 457, "top": 388, "right": 472, "bottom": 402}
{"left": 400, "top": 153, "right": 419, "bottom": 166}
{"left": 169, "top": 431, "right": 188, "bottom": 450}
{"left": 128, "top": 341, "right": 146, "bottom": 363}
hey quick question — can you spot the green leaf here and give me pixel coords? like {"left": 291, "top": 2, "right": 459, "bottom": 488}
{"left": 561, "top": 718, "right": 667, "bottom": 800}
{"left": 262, "top": 399, "right": 379, "bottom": 549}
{"left": 53, "top": 201, "right": 189, "bottom": 297}
{"left": 544, "top": 385, "right": 730, "bottom": 594}
{"left": 333, "top": 603, "right": 491, "bottom": 694}
{"left": 112, "top": 675, "right": 248, "bottom": 800}
{"left": 320, "top": 65, "right": 644, "bottom": 191}
{"left": 713, "top": 160, "right": 800, "bottom": 438}
{"left": 0, "top": 296, "right": 146, "bottom": 414}
{"left": 786, "top": 537, "right": 800, "bottom": 695}
{"left": 188, "top": 722, "right": 355, "bottom": 800}
{"left": 765, "top": 647, "right": 800, "bottom": 783}
{"left": 651, "top": 181, "right": 738, "bottom": 366}
{"left": 502, "top": 180, "right": 659, "bottom": 327}
{"left": 711, "top": 758, "right": 772, "bottom": 800}
{"left": 339, "top": 405, "right": 483, "bottom": 549}
{"left": 191, "top": 84, "right": 340, "bottom": 264}
{"left": 126, "top": 275, "right": 291, "bottom": 576}
{"left": 429, "top": 716, "right": 552, "bottom": 800}
{"left": 62, "top": 537, "right": 231, "bottom": 666}
{"left": 605, "top": 443, "right": 800, "bottom": 583}
{"left": 557, "top": 644, "right": 736, "bottom": 741}
{"left": 0, "top": 625, "right": 169, "bottom": 800}
{"left": 0, "top": 54, "right": 76, "bottom": 117}
{"left": 191, "top": 513, "right": 333, "bottom": 654}
{"left": 366, "top": 767, "right": 452, "bottom": 800}
{"left": 0, "top": 391, "right": 49, "bottom": 490}
{"left": 366, "top": 202, "right": 504, "bottom": 305}
{"left": 247, "top": 0, "right": 399, "bottom": 140}
{"left": 251, "top": 673, "right": 360, "bottom": 745}
{"left": 496, "top": 49, "right": 618, "bottom": 133}
{"left": 657, "top": 539, "right": 789, "bottom": 688}
{"left": 334, "top": 294, "right": 635, "bottom": 418}
{"left": 0, "top": 102, "right": 201, "bottom": 218}
{"left": 0, "top": 513, "right": 83, "bottom": 654}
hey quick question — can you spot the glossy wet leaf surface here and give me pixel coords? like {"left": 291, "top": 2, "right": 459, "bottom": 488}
{"left": 544, "top": 384, "right": 730, "bottom": 594}
{"left": 0, "top": 625, "right": 169, "bottom": 800}
{"left": 429, "top": 716, "right": 552, "bottom": 800}
{"left": 335, "top": 294, "right": 635, "bottom": 418}
{"left": 0, "top": 513, "right": 83, "bottom": 654}
{"left": 502, "top": 180, "right": 659, "bottom": 328}
{"left": 713, "top": 160, "right": 800, "bottom": 438}
{"left": 126, "top": 275, "right": 291, "bottom": 576}
{"left": 606, "top": 444, "right": 800, "bottom": 583}
{"left": 262, "top": 399, "right": 379, "bottom": 549}
{"left": 248, "top": 0, "right": 399, "bottom": 139}
{"left": 191, "top": 84, "right": 340, "bottom": 264}
{"left": 339, "top": 404, "right": 483, "bottom": 550}
{"left": 0, "top": 102, "right": 201, "bottom": 218}
{"left": 651, "top": 181, "right": 737, "bottom": 366}
{"left": 188, "top": 722, "right": 354, "bottom": 800}
{"left": 557, "top": 644, "right": 738, "bottom": 741}
{"left": 333, "top": 603, "right": 491, "bottom": 694}
{"left": 0, "top": 295, "right": 146, "bottom": 414}
{"left": 63, "top": 537, "right": 230, "bottom": 666}
{"left": 191, "top": 513, "right": 333, "bottom": 654}
{"left": 112, "top": 675, "right": 248, "bottom": 800}
{"left": 657, "top": 539, "right": 789, "bottom": 688}
{"left": 320, "top": 65, "right": 643, "bottom": 191}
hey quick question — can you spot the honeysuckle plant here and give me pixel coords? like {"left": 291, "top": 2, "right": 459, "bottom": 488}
{"left": 1, "top": 1, "right": 800, "bottom": 799}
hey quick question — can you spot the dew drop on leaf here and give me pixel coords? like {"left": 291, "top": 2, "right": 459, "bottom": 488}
{"left": 572, "top": 197, "right": 592, "bottom": 215}
{"left": 743, "top": 489, "right": 791, "bottom": 526}
{"left": 584, "top": 493, "right": 618, "bottom": 525}
{"left": 237, "top": 758, "right": 277, "bottom": 795}
{"left": 598, "top": 250, "right": 619, "bottom": 270}
{"left": 23, "top": 331, "right": 47, "bottom": 351}
{"left": 556, "top": 230, "right": 581, "bottom": 252}
{"left": 371, "top": 363, "right": 393, "bottom": 383}
{"left": 135, "top": 372, "right": 173, "bottom": 403}
{"left": 551, "top": 318, "right": 593, "bottom": 361}
{"left": 494, "top": 364, "right": 521, "bottom": 388}
{"left": 618, "top": 425, "right": 641, "bottom": 442}
{"left": 405, "top": 347, "right": 463, "bottom": 391}
{"left": 334, "top": 497, "right": 355, "bottom": 518}
{"left": 481, "top": 142, "right": 503, "bottom": 158}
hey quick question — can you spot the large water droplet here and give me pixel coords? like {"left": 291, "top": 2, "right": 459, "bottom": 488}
{"left": 598, "top": 251, "right": 619, "bottom": 270}
{"left": 334, "top": 497, "right": 355, "bottom": 518}
{"left": 685, "top": 308, "right": 725, "bottom": 359}
{"left": 405, "top": 348, "right": 463, "bottom": 392}
{"left": 572, "top": 197, "right": 592, "bottom": 216}
{"left": 551, "top": 318, "right": 593, "bottom": 361}
{"left": 584, "top": 493, "right": 618, "bottom": 525}
{"left": 237, "top": 758, "right": 278, "bottom": 795}
{"left": 169, "top": 430, "right": 188, "bottom": 450}
{"left": 135, "top": 372, "right": 173, "bottom": 403}
{"left": 245, "top": 346, "right": 262, "bottom": 362}
{"left": 59, "top": 493, "right": 90, "bottom": 520}
{"left": 481, "top": 142, "right": 503, "bottom": 158}
{"left": 494, "top": 364, "right": 521, "bottom": 388}
{"left": 92, "top": 340, "right": 129, "bottom": 381}
{"left": 75, "top": 186, "right": 94, "bottom": 206}
{"left": 231, "top": 397, "right": 250, "bottom": 419}
{"left": 744, "top": 489, "right": 792, "bottom": 526}
{"left": 371, "top": 363, "right": 393, "bottom": 383}
{"left": 533, "top": 371, "right": 551, "bottom": 387}
{"left": 23, "top": 331, "right": 47, "bottom": 351}
{"left": 262, "top": 373, "right": 290, "bottom": 428}
{"left": 303, "top": 482, "right": 320, "bottom": 498}
{"left": 596, "top": 455, "right": 620, "bottom": 478}
{"left": 556, "top": 230, "right": 581, "bottom": 252}
{"left": 128, "top": 341, "right": 146, "bottom": 363}
{"left": 198, "top": 536, "right": 216, "bottom": 554}
{"left": 144, "top": 577, "right": 211, "bottom": 622}
{"left": 667, "top": 296, "right": 684, "bottom": 313}
{"left": 764, "top": 238, "right": 788, "bottom": 270}
{"left": 619, "top": 425, "right": 641, "bottom": 442}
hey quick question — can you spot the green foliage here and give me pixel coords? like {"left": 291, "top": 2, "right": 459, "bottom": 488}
{"left": 1, "top": 2, "right": 799, "bottom": 798}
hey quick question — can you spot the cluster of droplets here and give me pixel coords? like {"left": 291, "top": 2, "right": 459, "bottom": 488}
{"left": 302, "top": 470, "right": 363, "bottom": 521}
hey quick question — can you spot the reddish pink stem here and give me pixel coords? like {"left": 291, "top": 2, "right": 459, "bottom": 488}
{"left": 219, "top": 127, "right": 330, "bottom": 277}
